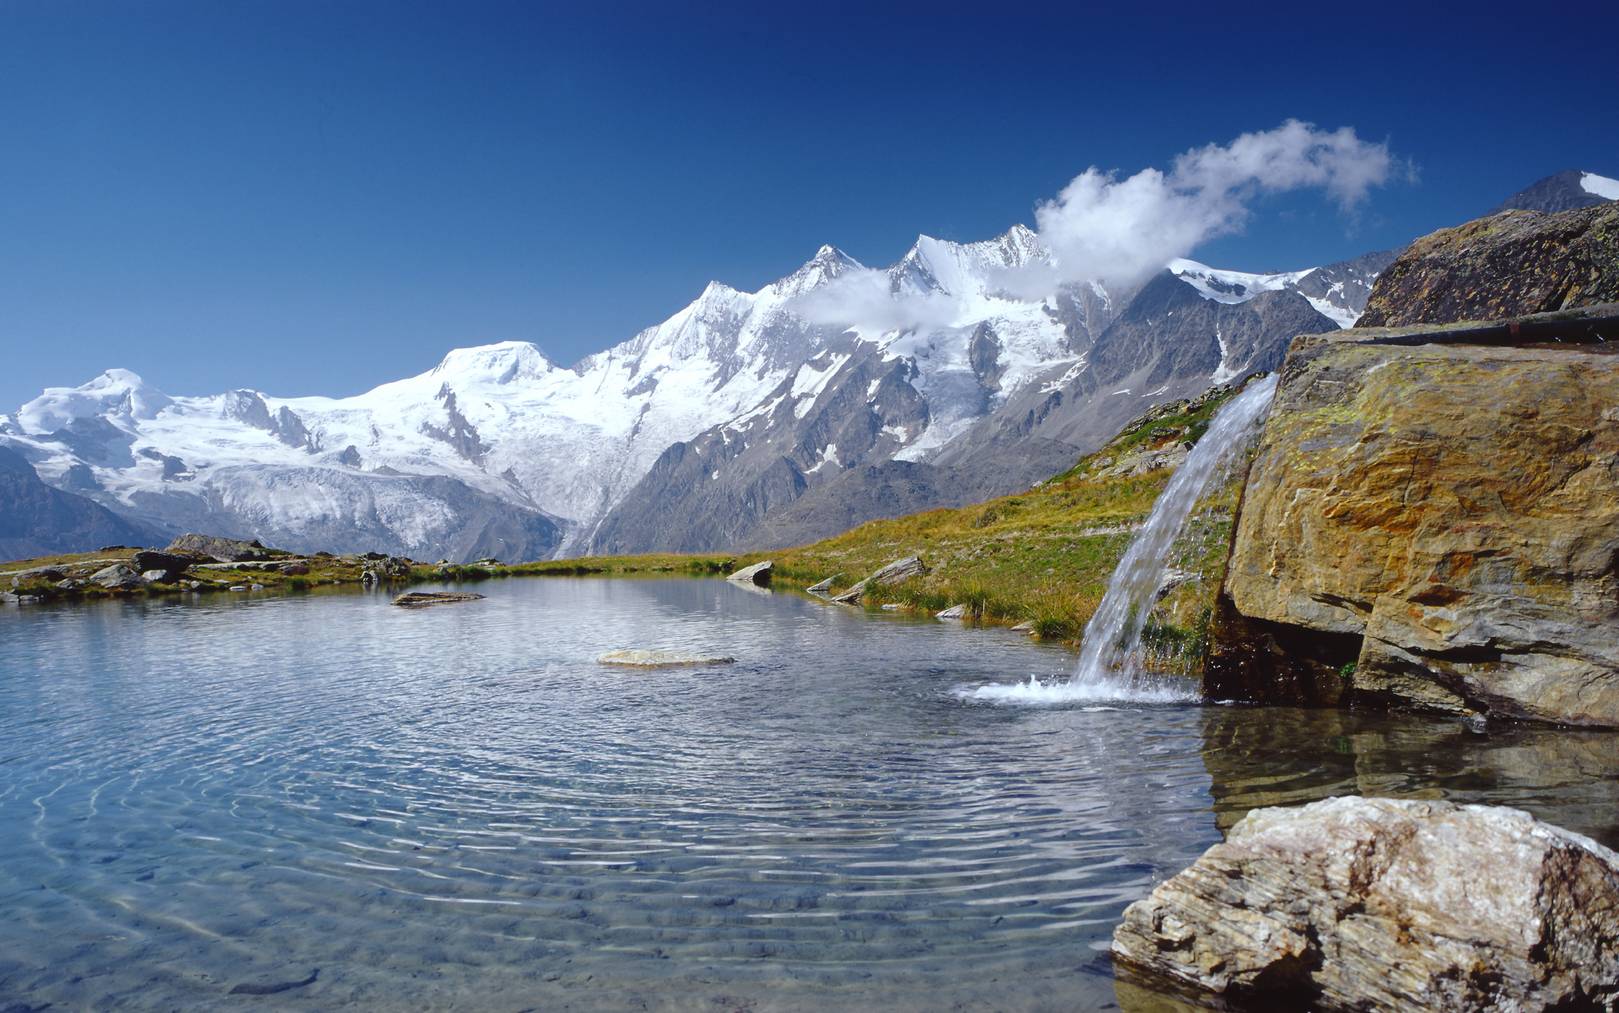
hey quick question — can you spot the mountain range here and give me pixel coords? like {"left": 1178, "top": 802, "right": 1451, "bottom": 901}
{"left": 3, "top": 171, "right": 1614, "bottom": 561}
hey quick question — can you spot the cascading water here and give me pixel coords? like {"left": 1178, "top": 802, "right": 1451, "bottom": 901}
{"left": 968, "top": 374, "right": 1279, "bottom": 705}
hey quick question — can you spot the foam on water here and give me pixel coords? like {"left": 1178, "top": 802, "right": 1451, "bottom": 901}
{"left": 961, "top": 673, "right": 1197, "bottom": 706}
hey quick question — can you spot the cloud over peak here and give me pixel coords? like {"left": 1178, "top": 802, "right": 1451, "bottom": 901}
{"left": 794, "top": 120, "right": 1400, "bottom": 330}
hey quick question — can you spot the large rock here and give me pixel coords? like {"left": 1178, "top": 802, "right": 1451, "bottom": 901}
{"left": 1359, "top": 202, "right": 1619, "bottom": 328}
{"left": 132, "top": 549, "right": 193, "bottom": 575}
{"left": 831, "top": 555, "right": 929, "bottom": 605}
{"left": 164, "top": 533, "right": 273, "bottom": 563}
{"left": 1207, "top": 308, "right": 1619, "bottom": 726}
{"left": 90, "top": 563, "right": 144, "bottom": 589}
{"left": 1112, "top": 797, "right": 1619, "bottom": 1010}
{"left": 725, "top": 560, "right": 772, "bottom": 586}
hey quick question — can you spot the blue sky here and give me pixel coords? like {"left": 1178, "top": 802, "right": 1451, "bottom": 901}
{"left": 3, "top": 1, "right": 1616, "bottom": 409}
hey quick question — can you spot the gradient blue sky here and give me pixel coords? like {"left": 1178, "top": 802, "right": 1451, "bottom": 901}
{"left": 3, "top": 1, "right": 1616, "bottom": 409}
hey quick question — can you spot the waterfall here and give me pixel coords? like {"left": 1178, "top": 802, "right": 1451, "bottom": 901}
{"left": 968, "top": 374, "right": 1278, "bottom": 706}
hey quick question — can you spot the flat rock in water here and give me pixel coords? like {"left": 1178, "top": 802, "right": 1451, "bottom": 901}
{"left": 936, "top": 604, "right": 968, "bottom": 620}
{"left": 726, "top": 560, "right": 772, "bottom": 586}
{"left": 391, "top": 591, "right": 486, "bottom": 608}
{"left": 1112, "top": 796, "right": 1619, "bottom": 1010}
{"left": 805, "top": 576, "right": 835, "bottom": 595}
{"left": 597, "top": 649, "right": 736, "bottom": 668}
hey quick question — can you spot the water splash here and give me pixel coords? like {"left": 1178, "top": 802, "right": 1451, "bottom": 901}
{"left": 969, "top": 374, "right": 1279, "bottom": 706}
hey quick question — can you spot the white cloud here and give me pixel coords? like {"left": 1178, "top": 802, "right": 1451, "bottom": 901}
{"left": 1034, "top": 120, "right": 1396, "bottom": 290}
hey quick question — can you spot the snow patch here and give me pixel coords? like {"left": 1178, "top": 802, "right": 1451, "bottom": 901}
{"left": 1582, "top": 172, "right": 1619, "bottom": 201}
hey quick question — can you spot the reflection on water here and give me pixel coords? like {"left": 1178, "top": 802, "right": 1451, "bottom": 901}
{"left": 0, "top": 577, "right": 1613, "bottom": 1010}
{"left": 1200, "top": 707, "right": 1619, "bottom": 847}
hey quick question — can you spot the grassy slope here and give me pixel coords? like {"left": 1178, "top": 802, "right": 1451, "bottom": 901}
{"left": 742, "top": 385, "right": 1247, "bottom": 661}
{"left": 2, "top": 383, "right": 1248, "bottom": 668}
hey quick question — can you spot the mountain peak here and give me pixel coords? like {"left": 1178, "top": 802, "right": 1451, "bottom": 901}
{"left": 432, "top": 341, "right": 553, "bottom": 385}
{"left": 771, "top": 244, "right": 862, "bottom": 298}
{"left": 1492, "top": 169, "right": 1618, "bottom": 215}
{"left": 16, "top": 368, "right": 173, "bottom": 433}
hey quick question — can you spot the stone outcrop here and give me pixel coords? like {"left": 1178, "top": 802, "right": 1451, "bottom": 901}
{"left": 132, "top": 549, "right": 193, "bottom": 576}
{"left": 165, "top": 533, "right": 273, "bottom": 563}
{"left": 90, "top": 563, "right": 144, "bottom": 589}
{"left": 725, "top": 560, "right": 772, "bottom": 586}
{"left": 831, "top": 556, "right": 929, "bottom": 604}
{"left": 1112, "top": 797, "right": 1619, "bottom": 1011}
{"left": 1359, "top": 202, "right": 1619, "bottom": 327}
{"left": 1206, "top": 308, "right": 1619, "bottom": 726}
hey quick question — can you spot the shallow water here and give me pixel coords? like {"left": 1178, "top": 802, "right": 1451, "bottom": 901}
{"left": 1, "top": 578, "right": 1614, "bottom": 1010}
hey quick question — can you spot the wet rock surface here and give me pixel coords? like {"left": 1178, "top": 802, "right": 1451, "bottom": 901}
{"left": 1112, "top": 796, "right": 1619, "bottom": 1011}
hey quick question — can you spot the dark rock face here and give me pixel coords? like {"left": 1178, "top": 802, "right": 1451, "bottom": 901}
{"left": 1490, "top": 169, "right": 1615, "bottom": 214}
{"left": 0, "top": 446, "right": 154, "bottom": 560}
{"left": 1359, "top": 202, "right": 1619, "bottom": 327}
{"left": 132, "top": 550, "right": 194, "bottom": 574}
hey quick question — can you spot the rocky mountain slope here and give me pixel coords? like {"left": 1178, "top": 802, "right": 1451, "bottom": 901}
{"left": 1491, "top": 169, "right": 1619, "bottom": 214}
{"left": 0, "top": 445, "right": 154, "bottom": 559}
{"left": 3, "top": 226, "right": 1384, "bottom": 560}
{"left": 586, "top": 248, "right": 1376, "bottom": 554}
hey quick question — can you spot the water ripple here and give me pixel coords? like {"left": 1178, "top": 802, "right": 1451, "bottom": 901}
{"left": 1, "top": 577, "right": 1614, "bottom": 1010}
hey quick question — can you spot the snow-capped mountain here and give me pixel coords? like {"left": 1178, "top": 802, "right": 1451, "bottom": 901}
{"left": 589, "top": 242, "right": 1380, "bottom": 554}
{"left": 1492, "top": 170, "right": 1619, "bottom": 214}
{"left": 3, "top": 224, "right": 1389, "bottom": 561}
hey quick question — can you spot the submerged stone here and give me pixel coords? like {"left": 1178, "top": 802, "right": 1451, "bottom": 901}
{"left": 597, "top": 649, "right": 736, "bottom": 668}
{"left": 391, "top": 591, "right": 486, "bottom": 608}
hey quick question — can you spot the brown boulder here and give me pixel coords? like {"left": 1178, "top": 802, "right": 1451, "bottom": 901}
{"left": 1208, "top": 310, "right": 1619, "bottom": 726}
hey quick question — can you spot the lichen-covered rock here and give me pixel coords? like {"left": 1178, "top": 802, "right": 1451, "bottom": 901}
{"left": 1358, "top": 202, "right": 1619, "bottom": 327}
{"left": 1209, "top": 310, "right": 1619, "bottom": 726}
{"left": 1112, "top": 797, "right": 1619, "bottom": 1011}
